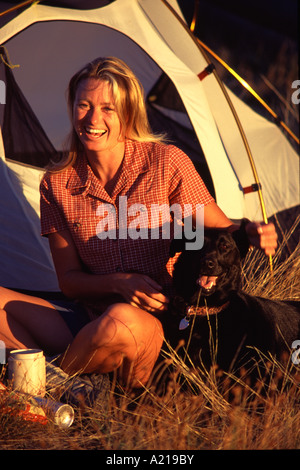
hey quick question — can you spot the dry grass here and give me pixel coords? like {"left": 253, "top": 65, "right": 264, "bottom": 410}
{"left": 1, "top": 5, "right": 298, "bottom": 452}
{"left": 242, "top": 216, "right": 300, "bottom": 301}
{"left": 1, "top": 225, "right": 300, "bottom": 451}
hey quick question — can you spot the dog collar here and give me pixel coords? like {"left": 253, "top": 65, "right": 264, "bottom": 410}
{"left": 186, "top": 302, "right": 230, "bottom": 316}
{"left": 179, "top": 301, "right": 230, "bottom": 330}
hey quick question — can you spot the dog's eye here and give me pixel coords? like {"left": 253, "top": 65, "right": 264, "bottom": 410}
{"left": 219, "top": 243, "right": 228, "bottom": 252}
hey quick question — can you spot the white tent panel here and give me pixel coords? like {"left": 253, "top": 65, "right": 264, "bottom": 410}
{"left": 227, "top": 89, "right": 299, "bottom": 219}
{"left": 0, "top": 130, "right": 59, "bottom": 290}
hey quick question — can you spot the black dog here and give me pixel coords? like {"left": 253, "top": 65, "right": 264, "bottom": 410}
{"left": 161, "top": 228, "right": 300, "bottom": 376}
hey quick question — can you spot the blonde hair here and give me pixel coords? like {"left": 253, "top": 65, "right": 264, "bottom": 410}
{"left": 51, "top": 57, "right": 165, "bottom": 171}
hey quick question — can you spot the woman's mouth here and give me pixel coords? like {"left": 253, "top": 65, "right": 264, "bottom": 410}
{"left": 84, "top": 126, "right": 107, "bottom": 138}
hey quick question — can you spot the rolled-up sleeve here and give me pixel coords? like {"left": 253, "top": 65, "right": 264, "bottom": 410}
{"left": 40, "top": 174, "right": 68, "bottom": 237}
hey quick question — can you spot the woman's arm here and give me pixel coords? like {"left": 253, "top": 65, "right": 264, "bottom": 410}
{"left": 48, "top": 230, "right": 169, "bottom": 312}
{"left": 197, "top": 200, "right": 277, "bottom": 256}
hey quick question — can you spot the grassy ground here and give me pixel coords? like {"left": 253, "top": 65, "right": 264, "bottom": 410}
{"left": 1, "top": 225, "right": 299, "bottom": 451}
{"left": 0, "top": 3, "right": 298, "bottom": 453}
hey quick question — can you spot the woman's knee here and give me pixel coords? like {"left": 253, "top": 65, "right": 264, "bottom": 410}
{"left": 70, "top": 303, "right": 164, "bottom": 386}
{"left": 105, "top": 302, "right": 163, "bottom": 338}
{"left": 0, "top": 286, "right": 15, "bottom": 310}
{"left": 90, "top": 303, "right": 163, "bottom": 352}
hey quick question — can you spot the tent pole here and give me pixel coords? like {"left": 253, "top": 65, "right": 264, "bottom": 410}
{"left": 200, "top": 49, "right": 269, "bottom": 224}
{"left": 190, "top": 0, "right": 199, "bottom": 33}
{"left": 161, "top": 0, "right": 273, "bottom": 271}
{"left": 196, "top": 42, "right": 274, "bottom": 272}
{"left": 187, "top": 1, "right": 298, "bottom": 145}
{"left": 0, "top": 1, "right": 39, "bottom": 18}
{"left": 195, "top": 39, "right": 299, "bottom": 146}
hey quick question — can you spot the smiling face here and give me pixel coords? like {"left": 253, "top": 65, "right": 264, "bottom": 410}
{"left": 73, "top": 78, "right": 124, "bottom": 159}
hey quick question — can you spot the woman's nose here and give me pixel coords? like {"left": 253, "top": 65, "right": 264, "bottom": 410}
{"left": 88, "top": 106, "right": 102, "bottom": 125}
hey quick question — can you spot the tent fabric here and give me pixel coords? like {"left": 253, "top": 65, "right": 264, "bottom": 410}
{"left": 0, "top": 136, "right": 59, "bottom": 291}
{"left": 139, "top": 0, "right": 299, "bottom": 219}
{"left": 0, "top": 0, "right": 299, "bottom": 293}
{"left": 1, "top": 58, "right": 60, "bottom": 168}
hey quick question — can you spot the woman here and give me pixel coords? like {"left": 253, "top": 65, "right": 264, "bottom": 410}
{"left": 0, "top": 57, "right": 277, "bottom": 388}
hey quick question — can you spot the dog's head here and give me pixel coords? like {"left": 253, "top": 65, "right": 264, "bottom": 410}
{"left": 170, "top": 228, "right": 242, "bottom": 306}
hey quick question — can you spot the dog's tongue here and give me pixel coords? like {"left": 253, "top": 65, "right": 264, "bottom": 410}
{"left": 198, "top": 275, "right": 218, "bottom": 290}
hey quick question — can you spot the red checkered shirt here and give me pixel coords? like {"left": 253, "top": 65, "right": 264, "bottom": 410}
{"left": 40, "top": 139, "right": 214, "bottom": 311}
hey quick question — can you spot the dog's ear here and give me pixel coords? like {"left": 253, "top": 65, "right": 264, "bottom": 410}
{"left": 169, "top": 237, "right": 187, "bottom": 257}
{"left": 231, "top": 218, "right": 250, "bottom": 259}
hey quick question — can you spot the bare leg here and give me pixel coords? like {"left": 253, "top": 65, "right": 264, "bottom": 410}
{"left": 60, "top": 303, "right": 164, "bottom": 388}
{"left": 0, "top": 287, "right": 164, "bottom": 387}
{"left": 0, "top": 287, "right": 74, "bottom": 358}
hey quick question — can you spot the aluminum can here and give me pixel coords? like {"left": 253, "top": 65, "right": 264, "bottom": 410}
{"left": 33, "top": 397, "right": 74, "bottom": 428}
{"left": 0, "top": 383, "right": 74, "bottom": 427}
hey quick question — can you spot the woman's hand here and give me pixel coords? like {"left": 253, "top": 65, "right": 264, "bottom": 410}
{"left": 115, "top": 273, "right": 169, "bottom": 314}
{"left": 245, "top": 221, "right": 278, "bottom": 256}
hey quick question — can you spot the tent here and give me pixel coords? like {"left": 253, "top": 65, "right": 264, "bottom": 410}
{"left": 0, "top": 0, "right": 299, "bottom": 294}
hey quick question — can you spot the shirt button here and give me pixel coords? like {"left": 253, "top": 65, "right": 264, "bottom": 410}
{"left": 73, "top": 219, "right": 81, "bottom": 231}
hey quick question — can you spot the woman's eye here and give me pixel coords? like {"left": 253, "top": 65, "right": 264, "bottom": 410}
{"left": 77, "top": 102, "right": 89, "bottom": 109}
